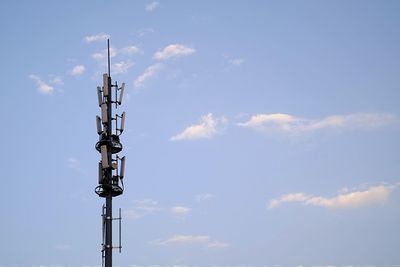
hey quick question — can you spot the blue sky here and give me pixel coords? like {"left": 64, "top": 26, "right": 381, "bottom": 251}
{"left": 1, "top": 1, "right": 400, "bottom": 266}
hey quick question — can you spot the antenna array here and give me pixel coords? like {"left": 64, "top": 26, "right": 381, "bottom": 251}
{"left": 95, "top": 39, "right": 126, "bottom": 267}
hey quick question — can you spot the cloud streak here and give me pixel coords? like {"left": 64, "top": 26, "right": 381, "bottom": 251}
{"left": 124, "top": 199, "right": 161, "bottom": 220}
{"left": 238, "top": 113, "right": 397, "bottom": 135}
{"left": 196, "top": 193, "right": 213, "bottom": 202}
{"left": 229, "top": 58, "right": 244, "bottom": 66}
{"left": 84, "top": 33, "right": 110, "bottom": 43}
{"left": 113, "top": 61, "right": 134, "bottom": 74}
{"left": 170, "top": 113, "right": 226, "bottom": 141}
{"left": 268, "top": 184, "right": 398, "bottom": 209}
{"left": 70, "top": 65, "right": 86, "bottom": 76}
{"left": 171, "top": 206, "right": 191, "bottom": 215}
{"left": 134, "top": 63, "right": 162, "bottom": 88}
{"left": 152, "top": 235, "right": 229, "bottom": 249}
{"left": 29, "top": 74, "right": 54, "bottom": 94}
{"left": 92, "top": 47, "right": 117, "bottom": 64}
{"left": 153, "top": 44, "right": 195, "bottom": 60}
{"left": 121, "top": 45, "right": 140, "bottom": 55}
{"left": 146, "top": 1, "right": 159, "bottom": 11}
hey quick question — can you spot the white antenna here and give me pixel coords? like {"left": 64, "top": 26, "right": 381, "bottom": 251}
{"left": 120, "top": 156, "right": 126, "bottom": 179}
{"left": 118, "top": 83, "right": 125, "bottom": 105}
{"left": 96, "top": 116, "right": 102, "bottom": 134}
{"left": 103, "top": 73, "right": 109, "bottom": 96}
{"left": 101, "top": 103, "right": 108, "bottom": 123}
{"left": 100, "top": 145, "right": 109, "bottom": 168}
{"left": 98, "top": 162, "right": 104, "bottom": 184}
{"left": 120, "top": 112, "right": 126, "bottom": 133}
{"left": 97, "top": 86, "right": 103, "bottom": 106}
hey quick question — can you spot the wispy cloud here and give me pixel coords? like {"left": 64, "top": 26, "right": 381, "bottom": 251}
{"left": 170, "top": 113, "right": 226, "bottom": 141}
{"left": 134, "top": 63, "right": 162, "bottom": 88}
{"left": 121, "top": 45, "right": 140, "bottom": 55}
{"left": 146, "top": 1, "right": 159, "bottom": 11}
{"left": 238, "top": 113, "right": 398, "bottom": 135}
{"left": 92, "top": 47, "right": 117, "bottom": 64}
{"left": 229, "top": 58, "right": 244, "bottom": 66}
{"left": 29, "top": 74, "right": 54, "bottom": 95}
{"left": 113, "top": 61, "right": 134, "bottom": 74}
{"left": 171, "top": 206, "right": 191, "bottom": 215}
{"left": 49, "top": 76, "right": 64, "bottom": 86}
{"left": 137, "top": 28, "right": 155, "bottom": 37}
{"left": 84, "top": 33, "right": 110, "bottom": 43}
{"left": 153, "top": 235, "right": 209, "bottom": 245}
{"left": 124, "top": 199, "right": 161, "bottom": 220}
{"left": 70, "top": 65, "right": 86, "bottom": 76}
{"left": 268, "top": 184, "right": 398, "bottom": 209}
{"left": 207, "top": 241, "right": 230, "bottom": 248}
{"left": 153, "top": 44, "right": 195, "bottom": 60}
{"left": 67, "top": 157, "right": 81, "bottom": 172}
{"left": 152, "top": 235, "right": 229, "bottom": 249}
{"left": 196, "top": 193, "right": 213, "bottom": 202}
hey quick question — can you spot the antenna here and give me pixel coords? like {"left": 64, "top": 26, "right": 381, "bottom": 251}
{"left": 120, "top": 112, "right": 126, "bottom": 133}
{"left": 96, "top": 116, "right": 102, "bottom": 134}
{"left": 101, "top": 103, "right": 108, "bottom": 123}
{"left": 118, "top": 83, "right": 125, "bottom": 105}
{"left": 103, "top": 74, "right": 109, "bottom": 97}
{"left": 107, "top": 39, "right": 111, "bottom": 77}
{"left": 97, "top": 86, "right": 103, "bottom": 106}
{"left": 95, "top": 39, "right": 126, "bottom": 267}
{"left": 120, "top": 156, "right": 126, "bottom": 179}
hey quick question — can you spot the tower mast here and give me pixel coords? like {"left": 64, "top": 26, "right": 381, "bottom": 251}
{"left": 95, "top": 39, "right": 126, "bottom": 267}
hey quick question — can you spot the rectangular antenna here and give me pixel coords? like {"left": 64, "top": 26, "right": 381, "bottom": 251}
{"left": 103, "top": 74, "right": 109, "bottom": 96}
{"left": 118, "top": 83, "right": 125, "bottom": 104}
{"left": 120, "top": 156, "right": 126, "bottom": 178}
{"left": 100, "top": 145, "right": 109, "bottom": 168}
{"left": 96, "top": 116, "right": 102, "bottom": 134}
{"left": 97, "top": 86, "right": 103, "bottom": 106}
{"left": 98, "top": 162, "right": 104, "bottom": 184}
{"left": 120, "top": 112, "right": 126, "bottom": 133}
{"left": 101, "top": 103, "right": 108, "bottom": 123}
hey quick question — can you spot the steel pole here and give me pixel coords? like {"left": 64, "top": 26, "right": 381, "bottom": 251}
{"left": 105, "top": 195, "right": 112, "bottom": 267}
{"left": 105, "top": 42, "right": 113, "bottom": 267}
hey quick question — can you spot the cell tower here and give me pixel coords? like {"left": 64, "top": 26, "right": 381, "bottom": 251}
{"left": 95, "top": 39, "right": 126, "bottom": 267}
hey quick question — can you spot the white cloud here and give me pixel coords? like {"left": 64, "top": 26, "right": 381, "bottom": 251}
{"left": 196, "top": 193, "right": 213, "bottom": 202}
{"left": 49, "top": 76, "right": 64, "bottom": 86}
{"left": 92, "top": 47, "right": 117, "bottom": 64}
{"left": 152, "top": 235, "right": 229, "bottom": 249}
{"left": 67, "top": 157, "right": 81, "bottom": 171}
{"left": 207, "top": 241, "right": 230, "bottom": 249}
{"left": 84, "top": 33, "right": 110, "bottom": 43}
{"left": 113, "top": 61, "right": 134, "bottom": 74}
{"left": 121, "top": 45, "right": 140, "bottom": 55}
{"left": 153, "top": 44, "right": 195, "bottom": 60}
{"left": 124, "top": 199, "right": 161, "bottom": 220}
{"left": 170, "top": 113, "right": 226, "bottom": 141}
{"left": 137, "top": 28, "right": 155, "bottom": 37}
{"left": 268, "top": 184, "right": 398, "bottom": 209}
{"left": 153, "top": 235, "right": 210, "bottom": 245}
{"left": 134, "top": 63, "right": 162, "bottom": 88}
{"left": 238, "top": 113, "right": 398, "bottom": 135}
{"left": 268, "top": 193, "right": 310, "bottom": 209}
{"left": 171, "top": 206, "right": 191, "bottom": 215}
{"left": 70, "top": 65, "right": 86, "bottom": 76}
{"left": 29, "top": 74, "right": 54, "bottom": 95}
{"left": 146, "top": 1, "right": 159, "bottom": 11}
{"left": 229, "top": 58, "right": 244, "bottom": 66}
